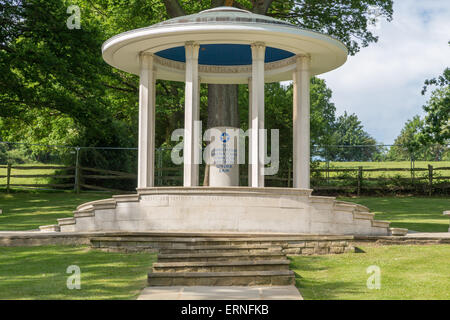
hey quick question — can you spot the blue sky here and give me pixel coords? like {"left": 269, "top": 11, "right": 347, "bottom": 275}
{"left": 319, "top": 0, "right": 450, "bottom": 144}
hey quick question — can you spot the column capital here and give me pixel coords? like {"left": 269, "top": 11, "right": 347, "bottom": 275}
{"left": 295, "top": 54, "right": 311, "bottom": 71}
{"left": 185, "top": 41, "right": 200, "bottom": 47}
{"left": 139, "top": 52, "right": 154, "bottom": 67}
{"left": 185, "top": 41, "right": 200, "bottom": 60}
{"left": 139, "top": 51, "right": 154, "bottom": 58}
{"left": 251, "top": 42, "right": 266, "bottom": 61}
{"left": 251, "top": 41, "right": 266, "bottom": 48}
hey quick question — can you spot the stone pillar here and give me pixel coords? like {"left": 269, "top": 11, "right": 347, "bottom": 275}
{"left": 293, "top": 55, "right": 311, "bottom": 189}
{"left": 250, "top": 43, "right": 266, "bottom": 188}
{"left": 138, "top": 53, "right": 156, "bottom": 188}
{"left": 248, "top": 77, "right": 252, "bottom": 186}
{"left": 183, "top": 42, "right": 200, "bottom": 187}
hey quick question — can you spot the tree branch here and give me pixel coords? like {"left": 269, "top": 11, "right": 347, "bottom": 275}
{"left": 212, "top": 0, "right": 226, "bottom": 7}
{"left": 162, "top": 0, "right": 185, "bottom": 18}
{"left": 252, "top": 0, "right": 274, "bottom": 14}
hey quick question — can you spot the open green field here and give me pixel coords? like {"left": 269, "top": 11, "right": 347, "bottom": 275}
{"left": 0, "top": 163, "right": 65, "bottom": 188}
{"left": 318, "top": 161, "right": 450, "bottom": 169}
{"left": 1, "top": 161, "right": 450, "bottom": 188}
{"left": 338, "top": 196, "right": 450, "bottom": 232}
{"left": 317, "top": 161, "right": 450, "bottom": 179}
{"left": 0, "top": 192, "right": 112, "bottom": 230}
{"left": 0, "top": 245, "right": 156, "bottom": 300}
{"left": 291, "top": 245, "right": 450, "bottom": 300}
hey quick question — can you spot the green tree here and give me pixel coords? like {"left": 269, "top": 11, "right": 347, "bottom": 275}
{"left": 245, "top": 78, "right": 337, "bottom": 172}
{"left": 419, "top": 85, "right": 450, "bottom": 146}
{"left": 327, "top": 112, "right": 380, "bottom": 161}
{"left": 387, "top": 116, "right": 424, "bottom": 161}
{"left": 419, "top": 43, "right": 449, "bottom": 146}
{"left": 0, "top": 0, "right": 394, "bottom": 174}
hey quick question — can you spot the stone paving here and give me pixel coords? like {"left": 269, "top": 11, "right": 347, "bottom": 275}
{"left": 137, "top": 285, "right": 303, "bottom": 300}
{"left": 404, "top": 232, "right": 450, "bottom": 238}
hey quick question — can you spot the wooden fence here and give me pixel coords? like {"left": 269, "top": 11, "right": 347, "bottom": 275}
{"left": 0, "top": 164, "right": 75, "bottom": 192}
{"left": 310, "top": 165, "right": 450, "bottom": 195}
{"left": 1, "top": 163, "right": 449, "bottom": 195}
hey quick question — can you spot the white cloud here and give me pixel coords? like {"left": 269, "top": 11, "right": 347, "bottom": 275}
{"left": 319, "top": 0, "right": 450, "bottom": 144}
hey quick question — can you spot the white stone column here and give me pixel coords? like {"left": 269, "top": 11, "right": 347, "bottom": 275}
{"left": 250, "top": 42, "right": 266, "bottom": 188}
{"left": 183, "top": 42, "right": 200, "bottom": 187}
{"left": 293, "top": 55, "right": 311, "bottom": 189}
{"left": 248, "top": 77, "right": 252, "bottom": 186}
{"left": 138, "top": 53, "right": 156, "bottom": 188}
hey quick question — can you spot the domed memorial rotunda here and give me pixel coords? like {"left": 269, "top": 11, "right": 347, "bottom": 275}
{"left": 42, "top": 7, "right": 397, "bottom": 236}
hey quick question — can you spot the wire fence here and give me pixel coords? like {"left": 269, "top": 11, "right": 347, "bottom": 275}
{"left": 0, "top": 141, "right": 449, "bottom": 195}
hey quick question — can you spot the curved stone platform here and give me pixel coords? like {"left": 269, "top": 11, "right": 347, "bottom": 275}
{"left": 39, "top": 187, "right": 400, "bottom": 236}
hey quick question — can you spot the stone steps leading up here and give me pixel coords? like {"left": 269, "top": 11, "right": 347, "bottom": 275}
{"left": 148, "top": 270, "right": 296, "bottom": 286}
{"left": 147, "top": 236, "right": 296, "bottom": 286}
{"left": 152, "top": 259, "right": 290, "bottom": 273}
{"left": 157, "top": 251, "right": 286, "bottom": 262}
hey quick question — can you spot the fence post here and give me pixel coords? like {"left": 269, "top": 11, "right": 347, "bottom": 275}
{"left": 6, "top": 163, "right": 11, "bottom": 193}
{"left": 428, "top": 164, "right": 433, "bottom": 196}
{"left": 410, "top": 155, "right": 414, "bottom": 185}
{"left": 74, "top": 147, "right": 81, "bottom": 194}
{"left": 357, "top": 166, "right": 363, "bottom": 196}
{"left": 326, "top": 161, "right": 330, "bottom": 185}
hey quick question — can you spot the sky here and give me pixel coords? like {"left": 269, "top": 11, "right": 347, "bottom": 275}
{"left": 318, "top": 0, "right": 450, "bottom": 144}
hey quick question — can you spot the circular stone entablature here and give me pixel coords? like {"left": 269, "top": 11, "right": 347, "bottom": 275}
{"left": 102, "top": 7, "right": 348, "bottom": 84}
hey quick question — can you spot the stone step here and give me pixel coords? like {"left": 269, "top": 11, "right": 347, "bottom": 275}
{"left": 57, "top": 217, "right": 76, "bottom": 232}
{"left": 152, "top": 259, "right": 290, "bottom": 273}
{"left": 160, "top": 245, "right": 283, "bottom": 255}
{"left": 372, "top": 220, "right": 390, "bottom": 228}
{"left": 148, "top": 270, "right": 295, "bottom": 286}
{"left": 158, "top": 251, "right": 286, "bottom": 262}
{"left": 39, "top": 224, "right": 60, "bottom": 232}
{"left": 389, "top": 227, "right": 408, "bottom": 236}
{"left": 353, "top": 211, "right": 375, "bottom": 220}
{"left": 57, "top": 217, "right": 75, "bottom": 226}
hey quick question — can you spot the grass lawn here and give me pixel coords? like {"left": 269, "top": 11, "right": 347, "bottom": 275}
{"left": 0, "top": 192, "right": 113, "bottom": 230}
{"left": 0, "top": 245, "right": 156, "bottom": 300}
{"left": 0, "top": 163, "right": 62, "bottom": 187}
{"left": 291, "top": 244, "right": 450, "bottom": 300}
{"left": 338, "top": 196, "right": 450, "bottom": 232}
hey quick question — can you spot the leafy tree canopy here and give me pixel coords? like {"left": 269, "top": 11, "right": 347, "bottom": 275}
{"left": 0, "top": 0, "right": 394, "bottom": 170}
{"left": 326, "top": 112, "right": 381, "bottom": 161}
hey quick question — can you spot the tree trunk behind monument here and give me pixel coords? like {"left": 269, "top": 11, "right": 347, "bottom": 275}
{"left": 207, "top": 84, "right": 240, "bottom": 128}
